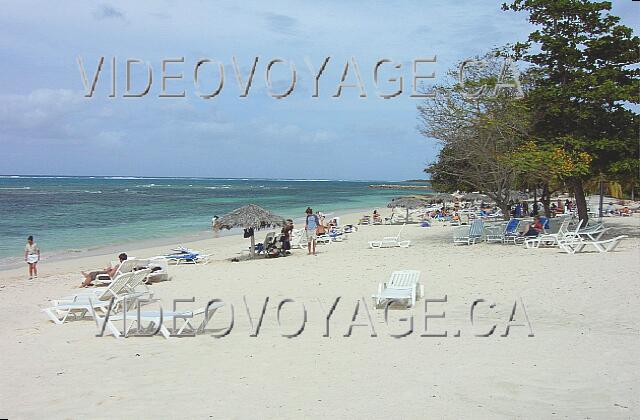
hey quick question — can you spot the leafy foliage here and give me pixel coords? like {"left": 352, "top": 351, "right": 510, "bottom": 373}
{"left": 502, "top": 0, "right": 639, "bottom": 219}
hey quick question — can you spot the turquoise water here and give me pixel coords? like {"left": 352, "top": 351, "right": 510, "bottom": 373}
{"left": 0, "top": 176, "right": 428, "bottom": 265}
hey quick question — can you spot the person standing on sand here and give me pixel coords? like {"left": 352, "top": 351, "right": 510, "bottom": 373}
{"left": 24, "top": 235, "right": 40, "bottom": 279}
{"left": 305, "top": 207, "right": 319, "bottom": 255}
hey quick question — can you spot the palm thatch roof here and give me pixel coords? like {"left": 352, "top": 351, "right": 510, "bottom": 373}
{"left": 387, "top": 196, "right": 431, "bottom": 209}
{"left": 507, "top": 191, "right": 530, "bottom": 201}
{"left": 429, "top": 192, "right": 455, "bottom": 201}
{"left": 214, "top": 204, "right": 285, "bottom": 231}
{"left": 461, "top": 192, "right": 489, "bottom": 201}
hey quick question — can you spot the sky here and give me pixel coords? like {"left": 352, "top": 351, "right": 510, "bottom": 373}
{"left": 0, "top": 0, "right": 637, "bottom": 181}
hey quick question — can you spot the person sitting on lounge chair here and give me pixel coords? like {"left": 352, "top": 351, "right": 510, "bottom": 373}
{"left": 373, "top": 210, "right": 383, "bottom": 224}
{"left": 520, "top": 216, "right": 544, "bottom": 237}
{"left": 80, "top": 253, "right": 127, "bottom": 288}
{"left": 281, "top": 219, "right": 293, "bottom": 254}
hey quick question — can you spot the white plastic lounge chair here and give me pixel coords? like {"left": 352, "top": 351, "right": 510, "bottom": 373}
{"left": 42, "top": 269, "right": 151, "bottom": 324}
{"left": 146, "top": 259, "right": 169, "bottom": 283}
{"left": 453, "top": 219, "right": 484, "bottom": 245}
{"left": 94, "top": 258, "right": 150, "bottom": 286}
{"left": 56, "top": 268, "right": 153, "bottom": 304}
{"left": 368, "top": 224, "right": 411, "bottom": 248}
{"left": 316, "top": 233, "right": 333, "bottom": 244}
{"left": 317, "top": 229, "right": 344, "bottom": 244}
{"left": 485, "top": 219, "right": 520, "bottom": 244}
{"left": 558, "top": 235, "right": 628, "bottom": 254}
{"left": 89, "top": 301, "right": 225, "bottom": 339}
{"left": 576, "top": 223, "right": 608, "bottom": 241}
{"left": 290, "top": 229, "right": 307, "bottom": 249}
{"left": 525, "top": 219, "right": 579, "bottom": 249}
{"left": 372, "top": 270, "right": 423, "bottom": 308}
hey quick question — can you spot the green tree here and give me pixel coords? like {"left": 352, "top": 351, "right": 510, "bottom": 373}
{"left": 502, "top": 0, "right": 639, "bottom": 223}
{"left": 419, "top": 53, "right": 530, "bottom": 219}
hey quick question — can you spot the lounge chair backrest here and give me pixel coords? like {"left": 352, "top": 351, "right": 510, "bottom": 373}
{"left": 114, "top": 258, "right": 149, "bottom": 277}
{"left": 505, "top": 219, "right": 519, "bottom": 234}
{"left": 126, "top": 268, "right": 152, "bottom": 291}
{"left": 96, "top": 271, "right": 136, "bottom": 300}
{"left": 469, "top": 219, "right": 484, "bottom": 237}
{"left": 539, "top": 217, "right": 549, "bottom": 230}
{"left": 388, "top": 270, "right": 420, "bottom": 289}
{"left": 396, "top": 224, "right": 406, "bottom": 239}
{"left": 547, "top": 218, "right": 568, "bottom": 234}
{"left": 570, "top": 219, "right": 584, "bottom": 234}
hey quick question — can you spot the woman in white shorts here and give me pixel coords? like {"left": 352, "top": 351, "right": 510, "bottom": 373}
{"left": 24, "top": 235, "right": 40, "bottom": 279}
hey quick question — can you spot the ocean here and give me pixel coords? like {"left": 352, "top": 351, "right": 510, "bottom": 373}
{"left": 0, "top": 176, "right": 429, "bottom": 268}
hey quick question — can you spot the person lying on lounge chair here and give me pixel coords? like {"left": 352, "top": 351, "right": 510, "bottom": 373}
{"left": 80, "top": 253, "right": 128, "bottom": 288}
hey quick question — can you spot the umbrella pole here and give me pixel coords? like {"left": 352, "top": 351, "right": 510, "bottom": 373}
{"left": 406, "top": 208, "right": 409, "bottom": 223}
{"left": 250, "top": 234, "right": 255, "bottom": 258}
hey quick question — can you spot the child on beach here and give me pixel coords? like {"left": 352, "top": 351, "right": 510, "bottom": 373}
{"left": 305, "top": 207, "right": 319, "bottom": 255}
{"left": 24, "top": 235, "right": 40, "bottom": 279}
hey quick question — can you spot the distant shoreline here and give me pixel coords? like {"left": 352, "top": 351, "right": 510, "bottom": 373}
{"left": 369, "top": 184, "right": 432, "bottom": 190}
{"left": 0, "top": 205, "right": 381, "bottom": 272}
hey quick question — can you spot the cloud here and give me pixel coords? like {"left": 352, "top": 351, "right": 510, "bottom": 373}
{"left": 93, "top": 4, "right": 125, "bottom": 21}
{"left": 189, "top": 121, "right": 235, "bottom": 135}
{"left": 263, "top": 13, "right": 298, "bottom": 35}
{"left": 0, "top": 89, "right": 83, "bottom": 134}
{"left": 96, "top": 130, "right": 125, "bottom": 147}
{"left": 259, "top": 122, "right": 336, "bottom": 144}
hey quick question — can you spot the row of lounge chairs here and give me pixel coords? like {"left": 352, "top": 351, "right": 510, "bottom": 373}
{"left": 93, "top": 258, "right": 169, "bottom": 286}
{"left": 42, "top": 266, "right": 224, "bottom": 338}
{"left": 248, "top": 224, "right": 358, "bottom": 255}
{"left": 452, "top": 217, "right": 627, "bottom": 254}
{"left": 42, "top": 269, "right": 154, "bottom": 325}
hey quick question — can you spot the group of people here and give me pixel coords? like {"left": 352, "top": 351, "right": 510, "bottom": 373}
{"left": 304, "top": 207, "right": 345, "bottom": 255}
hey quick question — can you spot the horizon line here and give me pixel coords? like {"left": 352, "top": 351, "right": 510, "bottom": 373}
{"left": 0, "top": 174, "right": 431, "bottom": 183}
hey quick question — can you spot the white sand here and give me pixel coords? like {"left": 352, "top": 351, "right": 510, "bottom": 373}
{"left": 0, "top": 210, "right": 638, "bottom": 419}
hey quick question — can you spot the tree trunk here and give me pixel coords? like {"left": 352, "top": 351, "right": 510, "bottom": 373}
{"left": 569, "top": 177, "right": 589, "bottom": 225}
{"left": 541, "top": 183, "right": 551, "bottom": 218}
{"left": 498, "top": 202, "right": 511, "bottom": 220}
{"left": 598, "top": 178, "right": 604, "bottom": 218}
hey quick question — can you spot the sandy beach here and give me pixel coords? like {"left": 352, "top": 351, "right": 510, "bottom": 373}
{"left": 0, "top": 209, "right": 638, "bottom": 419}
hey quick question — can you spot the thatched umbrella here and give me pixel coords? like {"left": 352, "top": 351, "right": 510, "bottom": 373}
{"left": 387, "top": 196, "right": 431, "bottom": 222}
{"left": 429, "top": 192, "right": 455, "bottom": 202}
{"left": 461, "top": 192, "right": 489, "bottom": 202}
{"left": 214, "top": 204, "right": 285, "bottom": 257}
{"left": 507, "top": 191, "right": 529, "bottom": 201}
